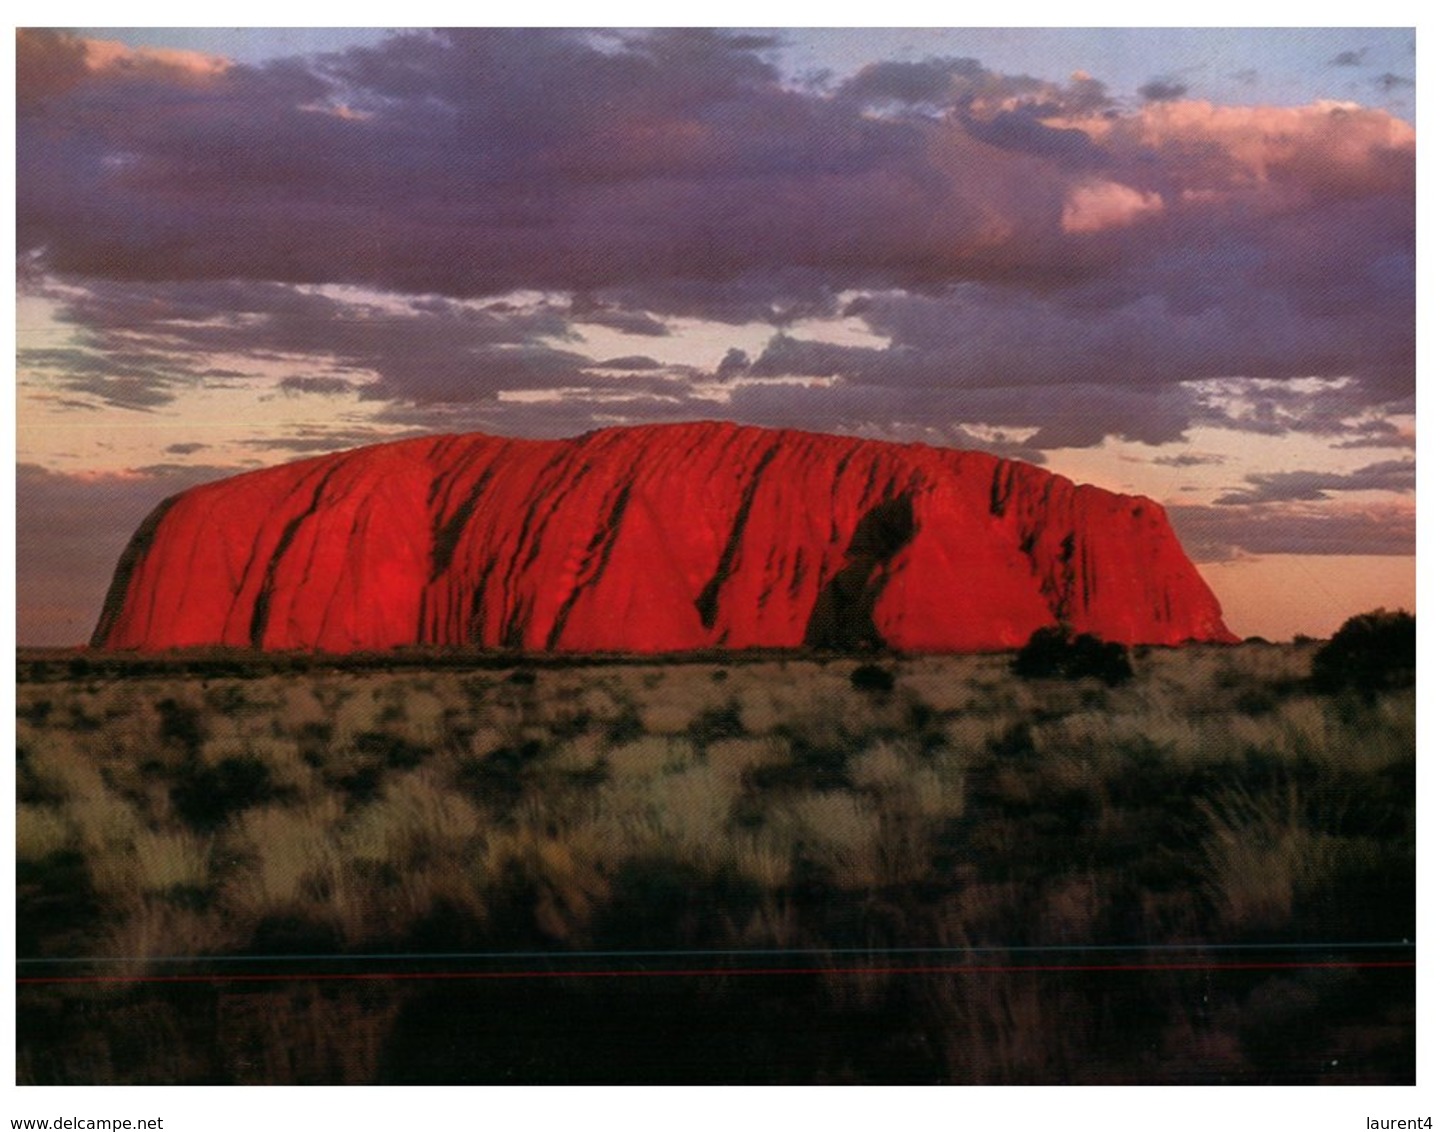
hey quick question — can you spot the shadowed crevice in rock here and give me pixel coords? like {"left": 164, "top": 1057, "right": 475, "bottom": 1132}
{"left": 430, "top": 466, "right": 499, "bottom": 581}
{"left": 546, "top": 483, "right": 632, "bottom": 650}
{"left": 804, "top": 494, "right": 917, "bottom": 650}
{"left": 695, "top": 441, "right": 781, "bottom": 630}
{"left": 249, "top": 467, "right": 342, "bottom": 648}
{"left": 89, "top": 495, "right": 178, "bottom": 647}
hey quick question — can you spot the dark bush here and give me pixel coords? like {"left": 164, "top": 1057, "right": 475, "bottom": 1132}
{"left": 605, "top": 705, "right": 645, "bottom": 744}
{"left": 455, "top": 740, "right": 547, "bottom": 810}
{"left": 170, "top": 756, "right": 276, "bottom": 831}
{"left": 1311, "top": 609, "right": 1415, "bottom": 695}
{"left": 688, "top": 702, "right": 747, "bottom": 745}
{"left": 850, "top": 664, "right": 896, "bottom": 693}
{"left": 156, "top": 698, "right": 206, "bottom": 756}
{"left": 1013, "top": 625, "right": 1133, "bottom": 686}
{"left": 1012, "top": 625, "right": 1072, "bottom": 680}
{"left": 19, "top": 699, "right": 53, "bottom": 726}
{"left": 354, "top": 730, "right": 429, "bottom": 769}
{"left": 1068, "top": 633, "right": 1134, "bottom": 686}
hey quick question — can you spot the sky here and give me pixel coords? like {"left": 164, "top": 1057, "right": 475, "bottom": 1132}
{"left": 13, "top": 26, "right": 1417, "bottom": 644}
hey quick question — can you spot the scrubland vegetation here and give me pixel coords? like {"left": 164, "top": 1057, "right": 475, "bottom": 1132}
{"left": 16, "top": 641, "right": 1413, "bottom": 1083}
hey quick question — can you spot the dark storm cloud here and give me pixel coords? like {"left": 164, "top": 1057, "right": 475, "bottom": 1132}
{"left": 570, "top": 307, "right": 672, "bottom": 338}
{"left": 837, "top": 56, "right": 1111, "bottom": 120}
{"left": 20, "top": 28, "right": 941, "bottom": 297}
{"left": 21, "top": 345, "right": 182, "bottom": 397}
{"left": 716, "top": 348, "right": 751, "bottom": 380}
{"left": 1152, "top": 453, "right": 1223, "bottom": 468}
{"left": 601, "top": 274, "right": 848, "bottom": 327}
{"left": 279, "top": 375, "right": 355, "bottom": 395}
{"left": 164, "top": 442, "right": 209, "bottom": 455}
{"left": 1332, "top": 419, "right": 1414, "bottom": 450}
{"left": 595, "top": 356, "right": 665, "bottom": 372}
{"left": 725, "top": 379, "right": 1051, "bottom": 461}
{"left": 1138, "top": 79, "right": 1187, "bottom": 102}
{"left": 727, "top": 377, "right": 1051, "bottom": 450}
{"left": 1188, "top": 378, "right": 1413, "bottom": 442}
{"left": 34, "top": 277, "right": 593, "bottom": 405}
{"left": 1213, "top": 460, "right": 1415, "bottom": 505}
{"left": 370, "top": 390, "right": 730, "bottom": 442}
{"left": 58, "top": 375, "right": 175, "bottom": 410}
{"left": 955, "top": 110, "right": 1109, "bottom": 169}
{"left": 1169, "top": 502, "right": 1414, "bottom": 562}
{"left": 750, "top": 281, "right": 1407, "bottom": 444}
{"left": 16, "top": 28, "right": 1414, "bottom": 446}
{"left": 837, "top": 57, "right": 965, "bottom": 105}
{"left": 240, "top": 426, "right": 417, "bottom": 453}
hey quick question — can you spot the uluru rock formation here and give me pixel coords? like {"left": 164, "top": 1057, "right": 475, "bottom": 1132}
{"left": 92, "top": 422, "right": 1236, "bottom": 653}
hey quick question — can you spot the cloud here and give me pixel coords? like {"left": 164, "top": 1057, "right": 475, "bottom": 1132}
{"left": 1377, "top": 73, "right": 1415, "bottom": 92}
{"left": 239, "top": 426, "right": 417, "bottom": 453}
{"left": 596, "top": 356, "right": 665, "bottom": 372}
{"left": 29, "top": 277, "right": 594, "bottom": 406}
{"left": 716, "top": 348, "right": 751, "bottom": 380}
{"left": 1213, "top": 459, "right": 1415, "bottom": 505}
{"left": 1138, "top": 79, "right": 1187, "bottom": 102}
{"left": 1331, "top": 418, "right": 1415, "bottom": 450}
{"left": 21, "top": 30, "right": 1408, "bottom": 315}
{"left": 1169, "top": 501, "right": 1414, "bottom": 562}
{"left": 1329, "top": 49, "right": 1367, "bottom": 67}
{"left": 17, "top": 28, "right": 230, "bottom": 102}
{"left": 16, "top": 29, "right": 1414, "bottom": 453}
{"left": 1061, "top": 180, "right": 1163, "bottom": 233}
{"left": 1152, "top": 453, "right": 1223, "bottom": 468}
{"left": 279, "top": 375, "right": 355, "bottom": 395}
{"left": 838, "top": 56, "right": 1111, "bottom": 120}
{"left": 569, "top": 296, "right": 671, "bottom": 337}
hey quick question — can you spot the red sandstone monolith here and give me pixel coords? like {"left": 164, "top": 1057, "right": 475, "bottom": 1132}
{"left": 92, "top": 422, "right": 1236, "bottom": 652}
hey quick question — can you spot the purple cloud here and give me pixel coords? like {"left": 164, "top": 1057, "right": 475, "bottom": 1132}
{"left": 1213, "top": 460, "right": 1415, "bottom": 505}
{"left": 1170, "top": 501, "right": 1414, "bottom": 562}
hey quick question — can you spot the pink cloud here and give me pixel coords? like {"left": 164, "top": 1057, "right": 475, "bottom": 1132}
{"left": 1068, "top": 99, "right": 1414, "bottom": 202}
{"left": 17, "top": 29, "right": 230, "bottom": 101}
{"left": 1062, "top": 180, "right": 1164, "bottom": 233}
{"left": 79, "top": 36, "right": 232, "bottom": 82}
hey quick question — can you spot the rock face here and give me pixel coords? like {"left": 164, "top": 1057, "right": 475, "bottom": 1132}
{"left": 92, "top": 422, "right": 1236, "bottom": 652}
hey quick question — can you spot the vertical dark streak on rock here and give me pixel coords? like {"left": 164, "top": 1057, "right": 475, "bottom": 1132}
{"left": 546, "top": 483, "right": 632, "bottom": 650}
{"left": 1055, "top": 531, "right": 1077, "bottom": 623}
{"left": 498, "top": 449, "right": 578, "bottom": 647}
{"left": 694, "top": 441, "right": 782, "bottom": 629}
{"left": 248, "top": 466, "right": 342, "bottom": 648}
{"left": 430, "top": 466, "right": 499, "bottom": 581}
{"left": 990, "top": 461, "right": 1012, "bottom": 517}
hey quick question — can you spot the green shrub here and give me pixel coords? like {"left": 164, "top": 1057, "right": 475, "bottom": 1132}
{"left": 1311, "top": 608, "right": 1415, "bottom": 695}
